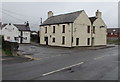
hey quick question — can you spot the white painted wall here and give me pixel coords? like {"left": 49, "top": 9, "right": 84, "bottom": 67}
{"left": 40, "top": 23, "right": 72, "bottom": 47}
{"left": 2, "top": 24, "right": 19, "bottom": 43}
{"left": 92, "top": 18, "right": 107, "bottom": 46}
{"left": 72, "top": 10, "right": 91, "bottom": 46}
{"left": 40, "top": 11, "right": 106, "bottom": 47}
{"left": 2, "top": 24, "right": 31, "bottom": 43}
{"left": 22, "top": 31, "right": 31, "bottom": 43}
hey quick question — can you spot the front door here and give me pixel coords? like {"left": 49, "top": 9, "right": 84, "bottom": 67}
{"left": 76, "top": 38, "right": 79, "bottom": 45}
{"left": 91, "top": 37, "right": 94, "bottom": 46}
{"left": 45, "top": 37, "right": 48, "bottom": 45}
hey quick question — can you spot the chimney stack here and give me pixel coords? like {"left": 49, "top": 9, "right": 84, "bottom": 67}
{"left": 48, "top": 11, "right": 53, "bottom": 18}
{"left": 96, "top": 10, "right": 102, "bottom": 18}
{"left": 26, "top": 21, "right": 29, "bottom": 27}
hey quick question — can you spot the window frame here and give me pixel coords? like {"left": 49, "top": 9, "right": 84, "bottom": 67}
{"left": 62, "top": 36, "right": 65, "bottom": 45}
{"left": 93, "top": 26, "right": 95, "bottom": 34}
{"left": 87, "top": 38, "right": 90, "bottom": 45}
{"left": 53, "top": 26, "right": 55, "bottom": 33}
{"left": 76, "top": 38, "right": 79, "bottom": 45}
{"left": 52, "top": 37, "right": 55, "bottom": 43}
{"left": 87, "top": 26, "right": 90, "bottom": 33}
{"left": 62, "top": 25, "right": 65, "bottom": 33}
{"left": 14, "top": 37, "right": 19, "bottom": 41}
{"left": 45, "top": 27, "right": 47, "bottom": 33}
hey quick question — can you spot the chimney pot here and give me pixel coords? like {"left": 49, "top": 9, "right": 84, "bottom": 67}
{"left": 48, "top": 11, "right": 53, "bottom": 18}
{"left": 96, "top": 10, "right": 102, "bottom": 18}
{"left": 9, "top": 23, "right": 11, "bottom": 25}
{"left": 26, "top": 21, "right": 29, "bottom": 27}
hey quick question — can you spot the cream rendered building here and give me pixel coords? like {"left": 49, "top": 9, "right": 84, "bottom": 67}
{"left": 40, "top": 10, "right": 107, "bottom": 47}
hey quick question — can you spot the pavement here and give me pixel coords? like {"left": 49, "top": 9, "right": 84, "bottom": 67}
{"left": 2, "top": 44, "right": 119, "bottom": 80}
{"left": 2, "top": 56, "right": 31, "bottom": 65}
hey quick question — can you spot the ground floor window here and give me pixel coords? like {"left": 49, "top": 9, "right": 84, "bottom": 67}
{"left": 72, "top": 37, "right": 73, "bottom": 43}
{"left": 14, "top": 37, "right": 19, "bottom": 41}
{"left": 23, "top": 37, "right": 27, "bottom": 40}
{"left": 7, "top": 36, "right": 10, "bottom": 40}
{"left": 62, "top": 36, "right": 65, "bottom": 45}
{"left": 87, "top": 38, "right": 90, "bottom": 45}
{"left": 52, "top": 37, "right": 55, "bottom": 43}
{"left": 76, "top": 38, "right": 79, "bottom": 45}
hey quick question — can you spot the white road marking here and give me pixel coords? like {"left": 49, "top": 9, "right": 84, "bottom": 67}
{"left": 42, "top": 62, "right": 84, "bottom": 76}
{"left": 94, "top": 55, "right": 108, "bottom": 60}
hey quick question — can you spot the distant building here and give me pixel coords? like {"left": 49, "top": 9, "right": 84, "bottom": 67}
{"left": 107, "top": 28, "right": 120, "bottom": 41}
{"left": 31, "top": 31, "right": 40, "bottom": 43}
{"left": 1, "top": 22, "right": 31, "bottom": 43}
{"left": 40, "top": 10, "right": 107, "bottom": 47}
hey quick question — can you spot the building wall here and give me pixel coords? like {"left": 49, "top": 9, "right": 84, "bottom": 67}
{"left": 40, "top": 23, "right": 72, "bottom": 47}
{"left": 40, "top": 11, "right": 107, "bottom": 47}
{"left": 22, "top": 31, "right": 31, "bottom": 43}
{"left": 2, "top": 24, "right": 19, "bottom": 43}
{"left": 2, "top": 24, "right": 30, "bottom": 43}
{"left": 92, "top": 18, "right": 107, "bottom": 46}
{"left": 72, "top": 11, "right": 91, "bottom": 46}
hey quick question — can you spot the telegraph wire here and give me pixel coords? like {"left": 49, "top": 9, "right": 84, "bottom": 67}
{"left": 0, "top": 10, "right": 39, "bottom": 26}
{"left": 1, "top": 8, "right": 42, "bottom": 25}
{"left": 1, "top": 8, "right": 40, "bottom": 18}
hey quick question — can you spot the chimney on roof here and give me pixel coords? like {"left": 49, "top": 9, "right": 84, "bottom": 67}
{"left": 9, "top": 23, "right": 11, "bottom": 25}
{"left": 96, "top": 10, "right": 102, "bottom": 18}
{"left": 24, "top": 22, "right": 26, "bottom": 24}
{"left": 26, "top": 21, "right": 29, "bottom": 27}
{"left": 48, "top": 11, "right": 53, "bottom": 18}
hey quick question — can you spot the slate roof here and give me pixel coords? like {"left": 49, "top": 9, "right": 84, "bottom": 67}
{"left": 0, "top": 23, "right": 30, "bottom": 31}
{"left": 40, "top": 10, "right": 84, "bottom": 26}
{"left": 13, "top": 24, "right": 30, "bottom": 31}
{"left": 89, "top": 17, "right": 97, "bottom": 24}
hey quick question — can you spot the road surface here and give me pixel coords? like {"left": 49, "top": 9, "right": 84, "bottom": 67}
{"left": 2, "top": 45, "right": 119, "bottom": 80}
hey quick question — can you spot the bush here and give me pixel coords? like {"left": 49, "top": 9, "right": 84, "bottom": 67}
{"left": 2, "top": 37, "right": 19, "bottom": 56}
{"left": 3, "top": 48, "right": 12, "bottom": 56}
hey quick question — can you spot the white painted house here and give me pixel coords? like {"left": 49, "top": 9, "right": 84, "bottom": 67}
{"left": 40, "top": 10, "right": 107, "bottom": 47}
{"left": 1, "top": 22, "right": 31, "bottom": 43}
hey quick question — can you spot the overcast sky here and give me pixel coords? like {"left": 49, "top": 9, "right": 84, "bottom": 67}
{"left": 1, "top": 2, "right": 118, "bottom": 31}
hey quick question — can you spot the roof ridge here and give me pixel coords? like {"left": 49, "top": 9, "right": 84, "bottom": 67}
{"left": 41, "top": 10, "right": 84, "bottom": 26}
{"left": 13, "top": 24, "right": 25, "bottom": 25}
{"left": 50, "top": 10, "right": 84, "bottom": 18}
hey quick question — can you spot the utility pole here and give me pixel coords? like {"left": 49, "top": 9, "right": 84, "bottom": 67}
{"left": 40, "top": 18, "right": 42, "bottom": 25}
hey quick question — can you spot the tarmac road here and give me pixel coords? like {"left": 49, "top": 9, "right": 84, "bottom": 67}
{"left": 2, "top": 45, "right": 119, "bottom": 80}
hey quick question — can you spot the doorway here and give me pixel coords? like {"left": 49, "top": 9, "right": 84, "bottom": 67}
{"left": 76, "top": 38, "right": 79, "bottom": 45}
{"left": 45, "top": 37, "right": 48, "bottom": 45}
{"left": 91, "top": 37, "right": 94, "bottom": 46}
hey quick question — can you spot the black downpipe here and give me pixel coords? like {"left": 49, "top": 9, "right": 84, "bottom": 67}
{"left": 20, "top": 31, "right": 23, "bottom": 44}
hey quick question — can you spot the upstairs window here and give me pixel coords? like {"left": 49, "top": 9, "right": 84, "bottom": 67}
{"left": 45, "top": 27, "right": 47, "bottom": 33}
{"left": 87, "top": 26, "right": 90, "bottom": 33}
{"left": 62, "top": 25, "right": 65, "bottom": 33}
{"left": 93, "top": 26, "right": 95, "bottom": 34}
{"left": 53, "top": 26, "right": 55, "bottom": 33}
